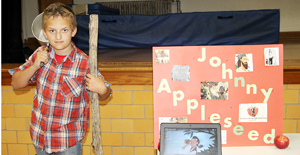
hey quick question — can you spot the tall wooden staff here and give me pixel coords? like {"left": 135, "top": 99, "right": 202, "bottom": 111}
{"left": 89, "top": 14, "right": 104, "bottom": 155}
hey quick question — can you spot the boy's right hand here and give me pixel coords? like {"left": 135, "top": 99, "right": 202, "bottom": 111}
{"left": 34, "top": 47, "right": 49, "bottom": 69}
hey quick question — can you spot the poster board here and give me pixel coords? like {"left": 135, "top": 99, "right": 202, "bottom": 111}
{"left": 153, "top": 45, "right": 283, "bottom": 148}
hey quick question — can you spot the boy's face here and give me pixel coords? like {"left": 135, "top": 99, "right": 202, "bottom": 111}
{"left": 42, "top": 16, "right": 77, "bottom": 55}
{"left": 191, "top": 138, "right": 199, "bottom": 147}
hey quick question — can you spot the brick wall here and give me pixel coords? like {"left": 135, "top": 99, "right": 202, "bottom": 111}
{"left": 283, "top": 84, "right": 300, "bottom": 133}
{"left": 2, "top": 84, "right": 300, "bottom": 155}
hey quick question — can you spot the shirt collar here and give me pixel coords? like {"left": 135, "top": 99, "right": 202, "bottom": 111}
{"left": 49, "top": 42, "right": 77, "bottom": 63}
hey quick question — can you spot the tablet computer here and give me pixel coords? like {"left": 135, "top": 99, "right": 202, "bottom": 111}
{"left": 160, "top": 123, "right": 222, "bottom": 155}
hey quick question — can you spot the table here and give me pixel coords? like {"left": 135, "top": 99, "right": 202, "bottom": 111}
{"left": 222, "top": 133, "right": 300, "bottom": 155}
{"left": 157, "top": 133, "right": 299, "bottom": 155}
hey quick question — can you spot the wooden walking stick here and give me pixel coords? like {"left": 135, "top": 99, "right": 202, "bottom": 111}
{"left": 89, "top": 14, "right": 104, "bottom": 155}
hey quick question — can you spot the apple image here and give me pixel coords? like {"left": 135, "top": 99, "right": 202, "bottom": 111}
{"left": 247, "top": 107, "right": 258, "bottom": 117}
{"left": 274, "top": 135, "right": 289, "bottom": 149}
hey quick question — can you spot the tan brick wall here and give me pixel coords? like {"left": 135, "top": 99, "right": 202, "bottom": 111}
{"left": 283, "top": 84, "right": 300, "bottom": 133}
{"left": 2, "top": 84, "right": 299, "bottom": 154}
{"left": 1, "top": 85, "right": 156, "bottom": 155}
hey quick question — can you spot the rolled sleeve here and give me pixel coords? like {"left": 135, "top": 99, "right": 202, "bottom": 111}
{"left": 8, "top": 47, "right": 41, "bottom": 84}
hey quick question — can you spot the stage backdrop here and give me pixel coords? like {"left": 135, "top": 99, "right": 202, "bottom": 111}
{"left": 153, "top": 44, "right": 283, "bottom": 148}
{"left": 73, "top": 9, "right": 279, "bottom": 49}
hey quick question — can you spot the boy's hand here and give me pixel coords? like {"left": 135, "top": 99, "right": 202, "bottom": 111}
{"left": 34, "top": 48, "right": 49, "bottom": 69}
{"left": 86, "top": 73, "right": 108, "bottom": 96}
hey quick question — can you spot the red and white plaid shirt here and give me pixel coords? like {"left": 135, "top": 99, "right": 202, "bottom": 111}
{"left": 9, "top": 43, "right": 110, "bottom": 153}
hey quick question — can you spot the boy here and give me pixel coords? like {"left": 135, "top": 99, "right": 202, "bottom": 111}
{"left": 9, "top": 3, "right": 112, "bottom": 154}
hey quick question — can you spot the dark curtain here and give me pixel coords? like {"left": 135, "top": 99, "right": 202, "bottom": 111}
{"left": 73, "top": 10, "right": 279, "bottom": 49}
{"left": 2, "top": 0, "right": 25, "bottom": 63}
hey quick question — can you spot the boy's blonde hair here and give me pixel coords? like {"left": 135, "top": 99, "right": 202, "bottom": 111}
{"left": 42, "top": 2, "right": 77, "bottom": 30}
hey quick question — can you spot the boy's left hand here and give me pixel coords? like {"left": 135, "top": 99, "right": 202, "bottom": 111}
{"left": 85, "top": 73, "right": 108, "bottom": 95}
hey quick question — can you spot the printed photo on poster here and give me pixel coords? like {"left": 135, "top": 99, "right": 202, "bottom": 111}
{"left": 235, "top": 53, "right": 253, "bottom": 72}
{"left": 239, "top": 103, "right": 268, "bottom": 122}
{"left": 201, "top": 82, "right": 228, "bottom": 100}
{"left": 155, "top": 49, "right": 170, "bottom": 63}
{"left": 264, "top": 47, "right": 279, "bottom": 66}
{"left": 172, "top": 65, "right": 190, "bottom": 81}
{"left": 159, "top": 117, "right": 188, "bottom": 129}
{"left": 221, "top": 130, "right": 227, "bottom": 144}
{"left": 163, "top": 128, "right": 218, "bottom": 155}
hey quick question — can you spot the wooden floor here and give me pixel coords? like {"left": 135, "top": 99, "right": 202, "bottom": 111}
{"left": 278, "top": 32, "right": 300, "bottom": 84}
{"left": 281, "top": 38, "right": 300, "bottom": 69}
